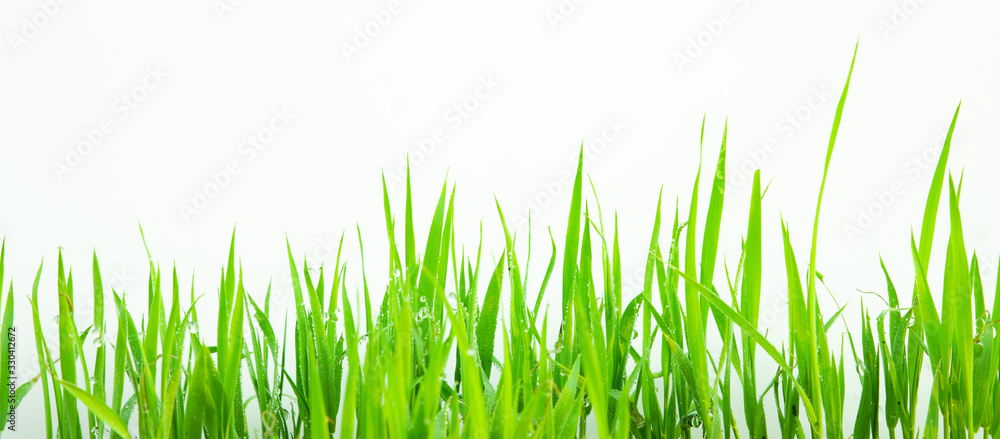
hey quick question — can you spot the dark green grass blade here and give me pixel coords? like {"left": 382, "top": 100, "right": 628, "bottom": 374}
{"left": 477, "top": 252, "right": 505, "bottom": 378}
{"left": 56, "top": 250, "right": 83, "bottom": 439}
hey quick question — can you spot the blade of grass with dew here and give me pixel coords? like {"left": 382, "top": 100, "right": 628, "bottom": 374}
{"left": 185, "top": 344, "right": 214, "bottom": 439}
{"left": 559, "top": 147, "right": 585, "bottom": 386}
{"left": 532, "top": 229, "right": 558, "bottom": 320}
{"left": 991, "top": 253, "right": 1000, "bottom": 437}
{"left": 434, "top": 186, "right": 457, "bottom": 325}
{"left": 742, "top": 170, "right": 765, "bottom": 438}
{"left": 851, "top": 305, "right": 880, "bottom": 439}
{"left": 92, "top": 252, "right": 108, "bottom": 439}
{"left": 341, "top": 283, "right": 361, "bottom": 438}
{"left": 878, "top": 258, "right": 914, "bottom": 439}
{"left": 405, "top": 159, "right": 417, "bottom": 289}
{"left": 443, "top": 291, "right": 488, "bottom": 439}
{"left": 803, "top": 41, "right": 857, "bottom": 439}
{"left": 907, "top": 102, "right": 961, "bottom": 434}
{"left": 578, "top": 207, "right": 608, "bottom": 384}
{"left": 682, "top": 113, "right": 714, "bottom": 434}
{"left": 53, "top": 378, "right": 131, "bottom": 439}
{"left": 661, "top": 266, "right": 821, "bottom": 428}
{"left": 552, "top": 359, "right": 584, "bottom": 439}
{"left": 945, "top": 175, "right": 974, "bottom": 436}
{"left": 701, "top": 119, "right": 729, "bottom": 337}
{"left": 110, "top": 290, "right": 129, "bottom": 439}
{"left": 417, "top": 180, "right": 448, "bottom": 329}
{"left": 970, "top": 255, "right": 994, "bottom": 434}
{"left": 56, "top": 250, "right": 84, "bottom": 439}
{"left": 495, "top": 200, "right": 534, "bottom": 394}
{"left": 640, "top": 190, "right": 663, "bottom": 437}
{"left": 477, "top": 252, "right": 505, "bottom": 379}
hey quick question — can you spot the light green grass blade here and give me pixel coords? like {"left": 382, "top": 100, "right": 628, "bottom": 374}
{"left": 54, "top": 378, "right": 131, "bottom": 439}
{"left": 562, "top": 147, "right": 585, "bottom": 316}
{"left": 533, "top": 230, "right": 558, "bottom": 319}
{"left": 573, "top": 291, "right": 609, "bottom": 437}
{"left": 640, "top": 190, "right": 663, "bottom": 435}
{"left": 802, "top": 42, "right": 858, "bottom": 437}
{"left": 742, "top": 170, "right": 764, "bottom": 438}
{"left": 916, "top": 102, "right": 962, "bottom": 274}
{"left": 683, "top": 113, "right": 714, "bottom": 433}
{"left": 444, "top": 297, "right": 488, "bottom": 439}
{"left": 405, "top": 159, "right": 417, "bottom": 286}
{"left": 664, "top": 265, "right": 821, "bottom": 430}
{"left": 701, "top": 120, "right": 728, "bottom": 335}
{"left": 945, "top": 176, "right": 974, "bottom": 435}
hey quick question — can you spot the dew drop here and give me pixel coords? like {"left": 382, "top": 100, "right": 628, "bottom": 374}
{"left": 416, "top": 308, "right": 430, "bottom": 321}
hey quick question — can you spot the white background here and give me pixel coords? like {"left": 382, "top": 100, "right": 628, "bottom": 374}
{"left": 2, "top": 0, "right": 999, "bottom": 436}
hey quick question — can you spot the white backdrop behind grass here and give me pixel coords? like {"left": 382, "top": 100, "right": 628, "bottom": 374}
{"left": 1, "top": 0, "right": 999, "bottom": 436}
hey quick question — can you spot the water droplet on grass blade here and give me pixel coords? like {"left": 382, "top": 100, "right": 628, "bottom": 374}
{"left": 416, "top": 308, "right": 430, "bottom": 321}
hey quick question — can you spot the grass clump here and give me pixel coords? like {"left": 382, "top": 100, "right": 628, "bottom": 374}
{"left": 2, "top": 45, "right": 998, "bottom": 438}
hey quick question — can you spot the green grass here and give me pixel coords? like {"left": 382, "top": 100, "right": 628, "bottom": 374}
{"left": 2, "top": 45, "right": 999, "bottom": 438}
